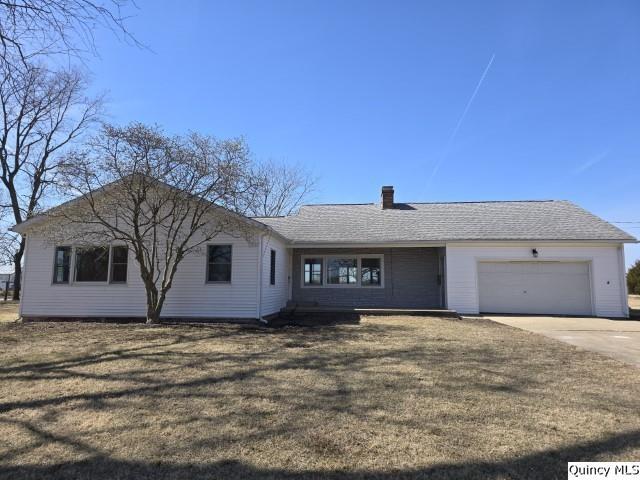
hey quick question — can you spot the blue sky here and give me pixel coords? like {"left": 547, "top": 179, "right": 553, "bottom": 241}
{"left": 87, "top": 0, "right": 639, "bottom": 267}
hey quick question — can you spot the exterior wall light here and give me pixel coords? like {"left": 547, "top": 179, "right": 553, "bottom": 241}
{"left": 532, "top": 248, "right": 539, "bottom": 258}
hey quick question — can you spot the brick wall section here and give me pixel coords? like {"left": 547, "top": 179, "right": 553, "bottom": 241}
{"left": 291, "top": 247, "right": 442, "bottom": 308}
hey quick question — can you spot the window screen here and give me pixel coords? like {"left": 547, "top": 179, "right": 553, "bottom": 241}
{"left": 53, "top": 246, "right": 71, "bottom": 284}
{"left": 270, "top": 249, "right": 276, "bottom": 285}
{"left": 75, "top": 247, "right": 109, "bottom": 282}
{"left": 208, "top": 245, "right": 232, "bottom": 282}
{"left": 303, "top": 258, "right": 322, "bottom": 285}
{"left": 110, "top": 246, "right": 128, "bottom": 283}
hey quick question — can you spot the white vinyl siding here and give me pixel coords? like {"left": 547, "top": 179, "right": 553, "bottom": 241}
{"left": 446, "top": 243, "right": 628, "bottom": 318}
{"left": 21, "top": 233, "right": 261, "bottom": 319}
{"left": 162, "top": 238, "right": 259, "bottom": 318}
{"left": 260, "top": 234, "right": 289, "bottom": 316}
{"left": 22, "top": 235, "right": 146, "bottom": 317}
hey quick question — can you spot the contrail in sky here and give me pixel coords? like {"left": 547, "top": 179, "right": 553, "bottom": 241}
{"left": 426, "top": 53, "right": 496, "bottom": 189}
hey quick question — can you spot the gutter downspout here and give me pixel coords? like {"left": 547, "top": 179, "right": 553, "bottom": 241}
{"left": 256, "top": 233, "right": 267, "bottom": 324}
{"left": 18, "top": 234, "right": 28, "bottom": 319}
{"left": 287, "top": 249, "right": 293, "bottom": 304}
{"left": 618, "top": 244, "right": 630, "bottom": 318}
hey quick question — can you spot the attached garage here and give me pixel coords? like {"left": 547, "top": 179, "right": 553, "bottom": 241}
{"left": 478, "top": 261, "right": 593, "bottom": 316}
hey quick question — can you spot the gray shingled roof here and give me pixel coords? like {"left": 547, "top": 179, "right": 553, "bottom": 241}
{"left": 256, "top": 200, "right": 636, "bottom": 244}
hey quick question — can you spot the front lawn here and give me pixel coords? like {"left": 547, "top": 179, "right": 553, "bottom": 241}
{"left": 0, "top": 301, "right": 19, "bottom": 322}
{"left": 1, "top": 316, "right": 639, "bottom": 479}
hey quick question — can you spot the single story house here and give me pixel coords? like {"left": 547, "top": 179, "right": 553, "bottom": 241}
{"left": 13, "top": 185, "right": 636, "bottom": 320}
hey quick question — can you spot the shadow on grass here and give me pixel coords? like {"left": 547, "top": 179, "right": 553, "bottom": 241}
{"left": 269, "top": 312, "right": 363, "bottom": 327}
{"left": 0, "top": 321, "right": 422, "bottom": 413}
{"left": 1, "top": 429, "right": 639, "bottom": 479}
{"left": 1, "top": 318, "right": 639, "bottom": 480}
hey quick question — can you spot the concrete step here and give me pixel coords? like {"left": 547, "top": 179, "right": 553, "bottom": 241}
{"left": 280, "top": 306, "right": 459, "bottom": 317}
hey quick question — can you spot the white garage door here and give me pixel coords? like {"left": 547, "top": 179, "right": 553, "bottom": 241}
{"left": 478, "top": 261, "right": 592, "bottom": 315}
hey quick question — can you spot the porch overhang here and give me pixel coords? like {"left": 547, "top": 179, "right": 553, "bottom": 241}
{"left": 284, "top": 241, "right": 446, "bottom": 249}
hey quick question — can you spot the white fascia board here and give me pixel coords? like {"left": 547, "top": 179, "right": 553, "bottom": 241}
{"left": 285, "top": 241, "right": 446, "bottom": 249}
{"left": 283, "top": 239, "right": 634, "bottom": 249}
{"left": 445, "top": 240, "right": 633, "bottom": 247}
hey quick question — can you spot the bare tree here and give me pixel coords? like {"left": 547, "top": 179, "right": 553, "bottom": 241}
{"left": 0, "top": 193, "right": 16, "bottom": 266}
{"left": 51, "top": 123, "right": 260, "bottom": 324}
{"left": 243, "top": 160, "right": 316, "bottom": 217}
{"left": 0, "top": 0, "right": 140, "bottom": 63}
{"left": 0, "top": 58, "right": 101, "bottom": 299}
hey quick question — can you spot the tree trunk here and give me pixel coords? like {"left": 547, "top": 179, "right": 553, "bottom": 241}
{"left": 12, "top": 238, "right": 25, "bottom": 301}
{"left": 146, "top": 291, "right": 167, "bottom": 325}
{"left": 141, "top": 277, "right": 161, "bottom": 324}
{"left": 146, "top": 305, "right": 161, "bottom": 324}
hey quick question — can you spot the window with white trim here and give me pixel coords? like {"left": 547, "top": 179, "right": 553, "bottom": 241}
{"left": 327, "top": 257, "right": 358, "bottom": 285}
{"left": 303, "top": 258, "right": 322, "bottom": 285}
{"left": 207, "top": 245, "right": 232, "bottom": 282}
{"left": 110, "top": 246, "right": 128, "bottom": 283}
{"left": 302, "top": 255, "right": 384, "bottom": 288}
{"left": 54, "top": 245, "right": 129, "bottom": 285}
{"left": 75, "top": 246, "right": 109, "bottom": 282}
{"left": 53, "top": 246, "right": 71, "bottom": 284}
{"left": 361, "top": 257, "right": 381, "bottom": 286}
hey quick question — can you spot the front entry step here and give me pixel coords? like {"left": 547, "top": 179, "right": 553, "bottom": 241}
{"left": 280, "top": 306, "right": 459, "bottom": 317}
{"left": 269, "top": 307, "right": 459, "bottom": 328}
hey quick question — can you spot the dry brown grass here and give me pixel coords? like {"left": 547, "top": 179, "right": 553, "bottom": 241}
{"left": 0, "top": 301, "right": 19, "bottom": 322}
{"left": 1, "top": 316, "right": 639, "bottom": 480}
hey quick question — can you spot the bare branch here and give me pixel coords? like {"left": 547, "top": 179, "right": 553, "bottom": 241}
{"left": 0, "top": 0, "right": 143, "bottom": 65}
{"left": 47, "top": 122, "right": 260, "bottom": 323}
{"left": 0, "top": 57, "right": 102, "bottom": 298}
{"left": 242, "top": 160, "right": 317, "bottom": 217}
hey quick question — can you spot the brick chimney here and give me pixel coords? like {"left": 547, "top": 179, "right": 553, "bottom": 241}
{"left": 381, "top": 186, "right": 394, "bottom": 209}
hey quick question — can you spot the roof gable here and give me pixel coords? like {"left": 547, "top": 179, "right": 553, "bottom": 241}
{"left": 12, "top": 177, "right": 270, "bottom": 235}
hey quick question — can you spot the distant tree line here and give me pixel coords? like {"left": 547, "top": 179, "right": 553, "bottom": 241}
{"left": 629, "top": 260, "right": 640, "bottom": 296}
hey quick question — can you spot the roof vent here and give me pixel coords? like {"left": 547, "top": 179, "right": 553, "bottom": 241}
{"left": 381, "top": 186, "right": 394, "bottom": 209}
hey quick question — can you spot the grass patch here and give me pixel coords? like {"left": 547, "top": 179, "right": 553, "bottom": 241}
{"left": 0, "top": 301, "right": 19, "bottom": 323}
{"left": 0, "top": 316, "right": 639, "bottom": 479}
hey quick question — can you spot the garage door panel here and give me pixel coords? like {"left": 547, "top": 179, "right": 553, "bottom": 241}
{"left": 478, "top": 261, "right": 592, "bottom": 316}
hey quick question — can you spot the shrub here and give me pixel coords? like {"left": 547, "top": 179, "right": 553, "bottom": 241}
{"left": 628, "top": 260, "right": 640, "bottom": 295}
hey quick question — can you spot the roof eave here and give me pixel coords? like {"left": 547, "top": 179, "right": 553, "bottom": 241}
{"left": 284, "top": 238, "right": 637, "bottom": 247}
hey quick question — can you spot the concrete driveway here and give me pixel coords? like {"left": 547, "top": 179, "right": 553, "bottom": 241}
{"left": 485, "top": 314, "right": 640, "bottom": 367}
